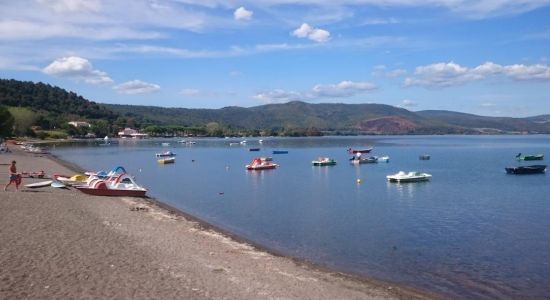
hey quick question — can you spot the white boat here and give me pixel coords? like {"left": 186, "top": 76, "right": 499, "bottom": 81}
{"left": 377, "top": 156, "right": 390, "bottom": 162}
{"left": 156, "top": 151, "right": 176, "bottom": 157}
{"left": 386, "top": 171, "right": 432, "bottom": 183}
{"left": 25, "top": 180, "right": 54, "bottom": 188}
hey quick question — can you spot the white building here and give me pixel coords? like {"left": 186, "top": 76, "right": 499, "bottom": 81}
{"left": 68, "top": 121, "right": 91, "bottom": 128}
{"left": 117, "top": 128, "right": 148, "bottom": 138}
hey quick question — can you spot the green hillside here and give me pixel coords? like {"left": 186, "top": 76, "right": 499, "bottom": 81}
{"left": 2, "top": 78, "right": 550, "bottom": 138}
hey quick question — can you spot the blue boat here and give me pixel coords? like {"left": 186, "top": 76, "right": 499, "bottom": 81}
{"left": 249, "top": 148, "right": 260, "bottom": 151}
{"left": 273, "top": 150, "right": 289, "bottom": 154}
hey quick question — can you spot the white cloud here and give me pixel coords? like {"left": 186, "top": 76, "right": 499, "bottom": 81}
{"left": 398, "top": 99, "right": 417, "bottom": 108}
{"left": 362, "top": 17, "right": 399, "bottom": 25}
{"left": 253, "top": 80, "right": 377, "bottom": 103}
{"left": 313, "top": 80, "right": 377, "bottom": 97}
{"left": 234, "top": 6, "right": 253, "bottom": 21}
{"left": 372, "top": 65, "right": 407, "bottom": 77}
{"left": 37, "top": 0, "right": 101, "bottom": 13}
{"left": 292, "top": 23, "right": 330, "bottom": 43}
{"left": 42, "top": 56, "right": 113, "bottom": 84}
{"left": 252, "top": 89, "right": 304, "bottom": 103}
{"left": 113, "top": 80, "right": 160, "bottom": 94}
{"left": 405, "top": 61, "right": 550, "bottom": 88}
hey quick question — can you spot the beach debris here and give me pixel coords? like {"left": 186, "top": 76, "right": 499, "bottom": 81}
{"left": 130, "top": 205, "right": 149, "bottom": 212}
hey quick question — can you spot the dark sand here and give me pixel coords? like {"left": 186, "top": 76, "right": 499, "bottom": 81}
{"left": 0, "top": 146, "right": 438, "bottom": 299}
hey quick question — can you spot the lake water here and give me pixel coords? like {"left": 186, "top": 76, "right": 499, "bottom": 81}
{"left": 51, "top": 135, "right": 550, "bottom": 299}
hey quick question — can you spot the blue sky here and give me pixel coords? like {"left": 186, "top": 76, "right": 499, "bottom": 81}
{"left": 1, "top": 0, "right": 550, "bottom": 117}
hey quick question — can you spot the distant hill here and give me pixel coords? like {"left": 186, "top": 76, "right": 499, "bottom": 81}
{"left": 107, "top": 101, "right": 550, "bottom": 134}
{"left": 416, "top": 110, "right": 550, "bottom": 134}
{"left": 2, "top": 78, "right": 550, "bottom": 136}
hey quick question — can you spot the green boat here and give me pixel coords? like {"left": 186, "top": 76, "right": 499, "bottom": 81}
{"left": 516, "top": 153, "right": 544, "bottom": 161}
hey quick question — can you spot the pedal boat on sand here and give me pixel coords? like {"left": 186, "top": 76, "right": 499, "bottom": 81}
{"left": 505, "top": 165, "right": 546, "bottom": 174}
{"left": 74, "top": 173, "right": 147, "bottom": 197}
{"left": 246, "top": 158, "right": 278, "bottom": 170}
{"left": 157, "top": 157, "right": 176, "bottom": 164}
{"left": 387, "top": 171, "right": 432, "bottom": 183}
{"left": 312, "top": 157, "right": 336, "bottom": 166}
{"left": 516, "top": 153, "right": 544, "bottom": 161}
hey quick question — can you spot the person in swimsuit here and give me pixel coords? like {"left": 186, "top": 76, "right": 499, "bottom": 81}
{"left": 4, "top": 160, "right": 20, "bottom": 191}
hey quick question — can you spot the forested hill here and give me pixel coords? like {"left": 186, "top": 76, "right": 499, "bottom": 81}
{"left": 0, "top": 79, "right": 117, "bottom": 121}
{"left": 2, "top": 78, "right": 550, "bottom": 136}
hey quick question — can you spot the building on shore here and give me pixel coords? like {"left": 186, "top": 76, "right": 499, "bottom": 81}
{"left": 117, "top": 128, "right": 149, "bottom": 138}
{"left": 68, "top": 121, "right": 92, "bottom": 128}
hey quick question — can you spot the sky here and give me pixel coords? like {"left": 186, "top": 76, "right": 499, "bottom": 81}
{"left": 1, "top": 0, "right": 550, "bottom": 117}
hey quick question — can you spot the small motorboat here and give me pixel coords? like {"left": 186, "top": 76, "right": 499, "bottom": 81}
{"left": 419, "top": 154, "right": 431, "bottom": 160}
{"left": 350, "top": 156, "right": 377, "bottom": 164}
{"left": 273, "top": 150, "right": 288, "bottom": 154}
{"left": 249, "top": 148, "right": 261, "bottom": 151}
{"left": 246, "top": 158, "right": 278, "bottom": 170}
{"left": 75, "top": 173, "right": 147, "bottom": 197}
{"left": 161, "top": 142, "right": 170, "bottom": 147}
{"left": 505, "top": 165, "right": 546, "bottom": 174}
{"left": 157, "top": 157, "right": 176, "bottom": 164}
{"left": 347, "top": 148, "right": 373, "bottom": 154}
{"left": 312, "top": 157, "right": 336, "bottom": 166}
{"left": 387, "top": 171, "right": 432, "bottom": 183}
{"left": 156, "top": 151, "right": 176, "bottom": 157}
{"left": 516, "top": 153, "right": 543, "bottom": 161}
{"left": 377, "top": 156, "right": 390, "bottom": 163}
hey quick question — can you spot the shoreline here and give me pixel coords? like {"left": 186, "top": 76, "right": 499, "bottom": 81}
{"left": 2, "top": 146, "right": 441, "bottom": 299}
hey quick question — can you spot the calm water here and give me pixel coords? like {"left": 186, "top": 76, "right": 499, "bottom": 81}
{"left": 52, "top": 136, "right": 550, "bottom": 299}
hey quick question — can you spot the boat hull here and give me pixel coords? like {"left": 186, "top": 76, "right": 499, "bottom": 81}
{"left": 312, "top": 161, "right": 336, "bottom": 166}
{"left": 505, "top": 165, "right": 546, "bottom": 174}
{"left": 348, "top": 148, "right": 373, "bottom": 154}
{"left": 157, "top": 157, "right": 175, "bottom": 164}
{"left": 76, "top": 187, "right": 147, "bottom": 197}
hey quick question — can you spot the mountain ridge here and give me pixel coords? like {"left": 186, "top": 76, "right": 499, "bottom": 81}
{"left": 2, "top": 78, "right": 550, "bottom": 136}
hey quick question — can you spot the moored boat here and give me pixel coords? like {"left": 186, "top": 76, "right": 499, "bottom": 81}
{"left": 249, "top": 148, "right": 261, "bottom": 151}
{"left": 347, "top": 147, "right": 373, "bottom": 154}
{"left": 273, "top": 150, "right": 288, "bottom": 154}
{"left": 505, "top": 165, "right": 546, "bottom": 174}
{"left": 246, "top": 158, "right": 278, "bottom": 170}
{"left": 157, "top": 157, "right": 176, "bottom": 164}
{"left": 156, "top": 151, "right": 176, "bottom": 157}
{"left": 377, "top": 156, "right": 390, "bottom": 163}
{"left": 516, "top": 153, "right": 544, "bottom": 161}
{"left": 419, "top": 154, "right": 431, "bottom": 160}
{"left": 350, "top": 156, "right": 377, "bottom": 164}
{"left": 387, "top": 171, "right": 432, "bottom": 183}
{"left": 312, "top": 157, "right": 336, "bottom": 166}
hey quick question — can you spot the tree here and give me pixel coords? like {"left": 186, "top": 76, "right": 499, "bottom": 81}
{"left": 205, "top": 122, "right": 222, "bottom": 137}
{"left": 8, "top": 107, "right": 37, "bottom": 137}
{"left": 0, "top": 105, "right": 14, "bottom": 137}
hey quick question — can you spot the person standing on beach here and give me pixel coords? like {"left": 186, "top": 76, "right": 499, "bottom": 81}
{"left": 4, "top": 160, "right": 20, "bottom": 191}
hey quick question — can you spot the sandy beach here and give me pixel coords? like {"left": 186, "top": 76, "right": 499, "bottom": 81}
{"left": 0, "top": 146, "right": 437, "bottom": 299}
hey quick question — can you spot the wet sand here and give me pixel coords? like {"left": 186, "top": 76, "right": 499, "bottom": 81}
{"left": 0, "top": 146, "right": 438, "bottom": 299}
